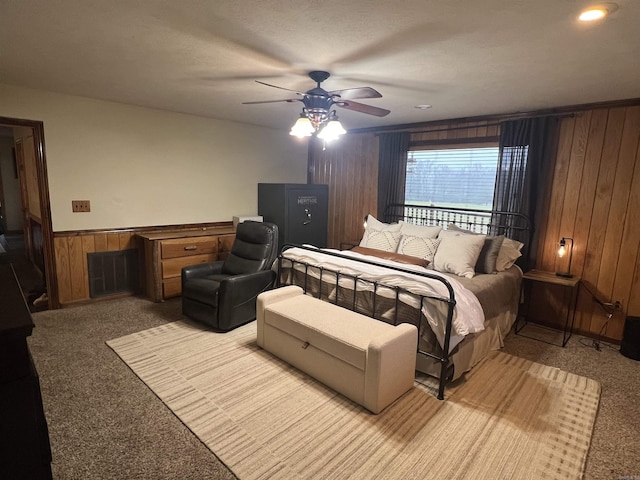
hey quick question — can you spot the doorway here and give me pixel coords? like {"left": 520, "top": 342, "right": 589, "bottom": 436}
{"left": 0, "top": 117, "right": 56, "bottom": 311}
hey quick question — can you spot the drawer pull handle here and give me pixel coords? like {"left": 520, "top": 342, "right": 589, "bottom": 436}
{"left": 301, "top": 341, "right": 310, "bottom": 349}
{"left": 184, "top": 246, "right": 197, "bottom": 251}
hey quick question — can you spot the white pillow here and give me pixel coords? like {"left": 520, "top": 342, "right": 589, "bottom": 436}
{"left": 496, "top": 237, "right": 524, "bottom": 271}
{"left": 364, "top": 214, "right": 401, "bottom": 232}
{"left": 396, "top": 235, "right": 441, "bottom": 264}
{"left": 448, "top": 223, "right": 524, "bottom": 272}
{"left": 399, "top": 221, "right": 442, "bottom": 238}
{"left": 359, "top": 228, "right": 401, "bottom": 252}
{"left": 433, "top": 230, "right": 486, "bottom": 278}
{"left": 446, "top": 223, "right": 484, "bottom": 235}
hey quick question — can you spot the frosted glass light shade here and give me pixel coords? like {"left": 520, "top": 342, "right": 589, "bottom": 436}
{"left": 289, "top": 116, "right": 314, "bottom": 137}
{"left": 317, "top": 119, "right": 346, "bottom": 141}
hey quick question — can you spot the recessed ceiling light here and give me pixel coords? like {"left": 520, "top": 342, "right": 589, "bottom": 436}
{"left": 414, "top": 104, "right": 432, "bottom": 110}
{"left": 578, "top": 3, "right": 618, "bottom": 22}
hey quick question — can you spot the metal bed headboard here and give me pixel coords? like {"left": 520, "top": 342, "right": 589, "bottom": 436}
{"left": 383, "top": 203, "right": 532, "bottom": 269}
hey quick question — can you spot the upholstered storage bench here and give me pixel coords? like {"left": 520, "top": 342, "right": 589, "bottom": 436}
{"left": 256, "top": 285, "right": 418, "bottom": 414}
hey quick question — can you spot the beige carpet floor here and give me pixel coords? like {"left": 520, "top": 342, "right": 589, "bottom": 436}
{"left": 107, "top": 321, "right": 601, "bottom": 480}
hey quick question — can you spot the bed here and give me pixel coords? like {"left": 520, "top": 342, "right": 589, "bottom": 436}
{"left": 274, "top": 204, "right": 530, "bottom": 399}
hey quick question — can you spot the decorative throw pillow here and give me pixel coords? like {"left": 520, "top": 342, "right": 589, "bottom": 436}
{"left": 475, "top": 235, "right": 505, "bottom": 274}
{"left": 495, "top": 237, "right": 524, "bottom": 271}
{"left": 398, "top": 221, "right": 442, "bottom": 239}
{"left": 350, "top": 246, "right": 430, "bottom": 268}
{"left": 448, "top": 224, "right": 524, "bottom": 272}
{"left": 433, "top": 230, "right": 486, "bottom": 278}
{"left": 359, "top": 228, "right": 401, "bottom": 252}
{"left": 364, "top": 214, "right": 401, "bottom": 232}
{"left": 448, "top": 223, "right": 512, "bottom": 273}
{"left": 447, "top": 223, "right": 483, "bottom": 235}
{"left": 396, "top": 235, "right": 441, "bottom": 264}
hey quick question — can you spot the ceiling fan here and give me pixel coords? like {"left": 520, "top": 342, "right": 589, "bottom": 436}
{"left": 242, "top": 71, "right": 390, "bottom": 140}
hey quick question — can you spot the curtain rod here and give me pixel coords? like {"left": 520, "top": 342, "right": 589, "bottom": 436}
{"left": 372, "top": 112, "right": 575, "bottom": 137}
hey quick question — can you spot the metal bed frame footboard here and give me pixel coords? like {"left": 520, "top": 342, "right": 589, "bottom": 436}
{"left": 276, "top": 244, "right": 456, "bottom": 400}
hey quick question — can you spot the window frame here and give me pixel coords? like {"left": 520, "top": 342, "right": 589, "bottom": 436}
{"left": 405, "top": 138, "right": 500, "bottom": 211}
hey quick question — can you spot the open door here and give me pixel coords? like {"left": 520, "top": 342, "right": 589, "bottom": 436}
{"left": 0, "top": 116, "right": 56, "bottom": 309}
{"left": 14, "top": 135, "right": 45, "bottom": 274}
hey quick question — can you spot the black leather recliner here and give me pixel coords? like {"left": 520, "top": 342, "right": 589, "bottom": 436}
{"left": 181, "top": 221, "right": 279, "bottom": 331}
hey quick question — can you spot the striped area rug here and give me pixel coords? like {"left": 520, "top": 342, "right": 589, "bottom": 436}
{"left": 107, "top": 321, "right": 600, "bottom": 480}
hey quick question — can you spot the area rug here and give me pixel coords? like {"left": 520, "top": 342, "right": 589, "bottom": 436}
{"left": 107, "top": 321, "right": 600, "bottom": 480}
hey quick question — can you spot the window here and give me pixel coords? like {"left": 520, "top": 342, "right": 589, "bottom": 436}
{"left": 405, "top": 146, "right": 499, "bottom": 210}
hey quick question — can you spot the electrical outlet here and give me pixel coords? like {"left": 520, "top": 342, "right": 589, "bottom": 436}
{"left": 72, "top": 200, "right": 91, "bottom": 212}
{"left": 614, "top": 300, "right": 622, "bottom": 310}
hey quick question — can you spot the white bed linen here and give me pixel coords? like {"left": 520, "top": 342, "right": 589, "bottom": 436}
{"left": 278, "top": 247, "right": 485, "bottom": 351}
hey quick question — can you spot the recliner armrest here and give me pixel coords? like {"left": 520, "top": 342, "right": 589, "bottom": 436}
{"left": 181, "top": 261, "right": 224, "bottom": 284}
{"left": 217, "top": 269, "right": 277, "bottom": 330}
{"left": 219, "top": 270, "right": 276, "bottom": 304}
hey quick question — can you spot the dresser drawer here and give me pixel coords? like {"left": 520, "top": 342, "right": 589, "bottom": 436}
{"left": 161, "top": 236, "right": 218, "bottom": 259}
{"left": 161, "top": 253, "right": 217, "bottom": 279}
{"left": 138, "top": 226, "right": 235, "bottom": 302}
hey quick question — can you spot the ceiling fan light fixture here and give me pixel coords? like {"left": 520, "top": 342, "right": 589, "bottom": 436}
{"left": 244, "top": 71, "right": 388, "bottom": 142}
{"left": 289, "top": 114, "right": 314, "bottom": 138}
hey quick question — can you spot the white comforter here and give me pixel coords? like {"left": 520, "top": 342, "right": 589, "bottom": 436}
{"left": 278, "top": 247, "right": 484, "bottom": 351}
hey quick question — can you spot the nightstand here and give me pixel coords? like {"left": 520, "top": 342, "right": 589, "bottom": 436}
{"left": 515, "top": 269, "right": 581, "bottom": 347}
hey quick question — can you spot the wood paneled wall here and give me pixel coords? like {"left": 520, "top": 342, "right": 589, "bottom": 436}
{"left": 309, "top": 106, "right": 640, "bottom": 341}
{"left": 54, "top": 230, "right": 138, "bottom": 304}
{"left": 308, "top": 134, "right": 379, "bottom": 247}
{"left": 535, "top": 106, "right": 640, "bottom": 341}
{"left": 53, "top": 222, "right": 234, "bottom": 306}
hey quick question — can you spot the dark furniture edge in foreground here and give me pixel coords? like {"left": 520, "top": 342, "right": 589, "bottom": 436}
{"left": 0, "top": 264, "right": 52, "bottom": 479}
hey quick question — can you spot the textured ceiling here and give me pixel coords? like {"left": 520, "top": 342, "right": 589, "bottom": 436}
{"left": 1, "top": 0, "right": 639, "bottom": 133}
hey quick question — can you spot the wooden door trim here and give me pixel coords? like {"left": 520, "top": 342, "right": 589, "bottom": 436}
{"left": 0, "top": 115, "right": 58, "bottom": 309}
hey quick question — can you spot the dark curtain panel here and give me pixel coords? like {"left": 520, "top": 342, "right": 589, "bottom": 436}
{"left": 493, "top": 117, "right": 559, "bottom": 268}
{"left": 377, "top": 132, "right": 410, "bottom": 221}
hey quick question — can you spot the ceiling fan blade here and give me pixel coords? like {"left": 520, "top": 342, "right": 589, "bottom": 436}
{"left": 328, "top": 87, "right": 382, "bottom": 100}
{"left": 337, "top": 100, "right": 390, "bottom": 117}
{"left": 255, "top": 80, "right": 305, "bottom": 96}
{"left": 242, "top": 98, "right": 300, "bottom": 105}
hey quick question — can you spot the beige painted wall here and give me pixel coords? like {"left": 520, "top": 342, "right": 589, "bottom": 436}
{"left": 0, "top": 83, "right": 307, "bottom": 231}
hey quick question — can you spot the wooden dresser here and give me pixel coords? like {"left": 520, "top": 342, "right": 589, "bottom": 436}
{"left": 138, "top": 226, "right": 235, "bottom": 302}
{"left": 0, "top": 264, "right": 52, "bottom": 479}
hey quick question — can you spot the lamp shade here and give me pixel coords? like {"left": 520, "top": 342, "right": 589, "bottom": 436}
{"left": 289, "top": 116, "right": 314, "bottom": 137}
{"left": 317, "top": 117, "right": 346, "bottom": 141}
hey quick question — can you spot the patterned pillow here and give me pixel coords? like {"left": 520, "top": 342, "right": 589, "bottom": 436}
{"left": 396, "top": 235, "right": 441, "bottom": 263}
{"left": 359, "top": 228, "right": 401, "bottom": 252}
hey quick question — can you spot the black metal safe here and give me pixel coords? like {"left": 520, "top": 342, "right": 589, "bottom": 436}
{"left": 258, "top": 183, "right": 329, "bottom": 251}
